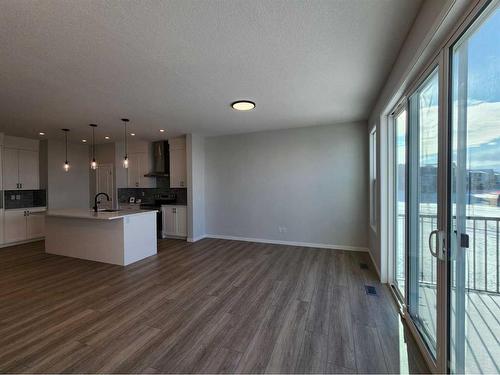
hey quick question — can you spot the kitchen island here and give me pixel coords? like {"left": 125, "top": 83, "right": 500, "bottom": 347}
{"left": 45, "top": 209, "right": 157, "bottom": 266}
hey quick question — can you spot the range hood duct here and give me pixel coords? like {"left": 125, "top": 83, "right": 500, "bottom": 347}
{"left": 144, "top": 141, "right": 169, "bottom": 177}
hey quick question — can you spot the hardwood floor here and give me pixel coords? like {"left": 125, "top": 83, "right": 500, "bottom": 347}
{"left": 0, "top": 238, "right": 429, "bottom": 373}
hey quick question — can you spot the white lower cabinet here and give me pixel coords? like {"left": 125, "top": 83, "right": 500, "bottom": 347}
{"left": 162, "top": 205, "right": 187, "bottom": 238}
{"left": 4, "top": 210, "right": 26, "bottom": 243}
{"left": 4, "top": 207, "right": 46, "bottom": 244}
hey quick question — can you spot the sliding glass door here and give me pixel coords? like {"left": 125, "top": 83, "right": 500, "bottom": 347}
{"left": 407, "top": 67, "right": 441, "bottom": 359}
{"left": 449, "top": 2, "right": 500, "bottom": 373}
{"left": 388, "top": 1, "right": 500, "bottom": 373}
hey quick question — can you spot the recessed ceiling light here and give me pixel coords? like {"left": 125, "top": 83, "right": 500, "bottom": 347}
{"left": 105, "top": 136, "right": 110, "bottom": 140}
{"left": 82, "top": 139, "right": 87, "bottom": 143}
{"left": 159, "top": 129, "right": 165, "bottom": 133}
{"left": 231, "top": 100, "right": 255, "bottom": 111}
{"left": 130, "top": 133, "right": 136, "bottom": 136}
{"left": 39, "top": 132, "right": 45, "bottom": 136}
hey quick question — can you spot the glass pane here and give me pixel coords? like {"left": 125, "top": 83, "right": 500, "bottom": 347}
{"left": 408, "top": 69, "right": 439, "bottom": 356}
{"left": 450, "top": 2, "right": 500, "bottom": 373}
{"left": 395, "top": 110, "right": 407, "bottom": 298}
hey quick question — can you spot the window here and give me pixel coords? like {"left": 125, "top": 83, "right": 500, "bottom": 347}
{"left": 393, "top": 108, "right": 407, "bottom": 299}
{"left": 370, "top": 128, "right": 377, "bottom": 230}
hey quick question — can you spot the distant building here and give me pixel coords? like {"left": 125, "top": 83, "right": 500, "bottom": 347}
{"left": 468, "top": 169, "right": 498, "bottom": 192}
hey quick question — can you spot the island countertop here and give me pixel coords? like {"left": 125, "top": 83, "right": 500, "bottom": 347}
{"left": 46, "top": 208, "right": 157, "bottom": 220}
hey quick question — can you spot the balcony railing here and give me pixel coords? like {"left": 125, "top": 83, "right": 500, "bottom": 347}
{"left": 398, "top": 214, "right": 500, "bottom": 294}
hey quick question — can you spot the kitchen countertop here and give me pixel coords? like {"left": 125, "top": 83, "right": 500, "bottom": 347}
{"left": 119, "top": 202, "right": 187, "bottom": 206}
{"left": 46, "top": 208, "right": 158, "bottom": 221}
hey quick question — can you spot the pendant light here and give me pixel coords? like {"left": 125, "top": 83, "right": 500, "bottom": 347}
{"left": 122, "top": 118, "right": 129, "bottom": 168}
{"left": 89, "top": 124, "right": 98, "bottom": 170}
{"left": 62, "top": 129, "right": 70, "bottom": 172}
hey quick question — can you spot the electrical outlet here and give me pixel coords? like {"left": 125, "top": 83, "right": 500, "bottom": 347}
{"left": 16, "top": 195, "right": 21, "bottom": 200}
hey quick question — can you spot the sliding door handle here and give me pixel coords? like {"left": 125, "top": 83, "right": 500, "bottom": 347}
{"left": 429, "top": 229, "right": 439, "bottom": 258}
{"left": 429, "top": 229, "right": 447, "bottom": 260}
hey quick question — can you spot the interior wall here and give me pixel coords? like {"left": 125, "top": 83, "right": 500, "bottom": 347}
{"left": 186, "top": 134, "right": 206, "bottom": 241}
{"left": 46, "top": 139, "right": 89, "bottom": 209}
{"left": 204, "top": 122, "right": 369, "bottom": 249}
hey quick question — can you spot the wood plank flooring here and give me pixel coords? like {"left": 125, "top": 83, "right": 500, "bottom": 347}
{"left": 0, "top": 239, "right": 429, "bottom": 373}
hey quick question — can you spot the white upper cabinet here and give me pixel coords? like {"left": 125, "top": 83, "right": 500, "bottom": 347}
{"left": 127, "top": 152, "right": 155, "bottom": 188}
{"left": 3, "top": 148, "right": 39, "bottom": 190}
{"left": 18, "top": 150, "right": 39, "bottom": 190}
{"left": 169, "top": 137, "right": 186, "bottom": 188}
{"left": 3, "top": 147, "right": 20, "bottom": 190}
{"left": 127, "top": 152, "right": 141, "bottom": 188}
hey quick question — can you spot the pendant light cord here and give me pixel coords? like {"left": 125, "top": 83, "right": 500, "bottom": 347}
{"left": 65, "top": 131, "right": 68, "bottom": 163}
{"left": 124, "top": 121, "right": 128, "bottom": 157}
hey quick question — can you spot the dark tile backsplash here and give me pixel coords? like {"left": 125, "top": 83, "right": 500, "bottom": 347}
{"left": 118, "top": 187, "right": 187, "bottom": 205}
{"left": 4, "top": 190, "right": 47, "bottom": 209}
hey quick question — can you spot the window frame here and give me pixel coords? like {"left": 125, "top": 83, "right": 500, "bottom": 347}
{"left": 369, "top": 127, "right": 377, "bottom": 231}
{"left": 389, "top": 99, "right": 408, "bottom": 305}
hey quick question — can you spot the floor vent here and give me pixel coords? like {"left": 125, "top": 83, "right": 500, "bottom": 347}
{"left": 359, "top": 262, "right": 369, "bottom": 270}
{"left": 365, "top": 285, "right": 377, "bottom": 296}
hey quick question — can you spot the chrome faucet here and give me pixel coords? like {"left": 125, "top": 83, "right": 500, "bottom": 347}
{"left": 93, "top": 192, "right": 110, "bottom": 212}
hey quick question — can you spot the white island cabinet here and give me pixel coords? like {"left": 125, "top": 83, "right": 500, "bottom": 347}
{"left": 45, "top": 209, "right": 157, "bottom": 266}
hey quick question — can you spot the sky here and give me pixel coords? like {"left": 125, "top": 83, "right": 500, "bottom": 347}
{"left": 396, "top": 5, "right": 500, "bottom": 173}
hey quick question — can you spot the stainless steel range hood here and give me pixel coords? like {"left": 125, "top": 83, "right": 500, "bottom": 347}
{"left": 144, "top": 141, "right": 169, "bottom": 177}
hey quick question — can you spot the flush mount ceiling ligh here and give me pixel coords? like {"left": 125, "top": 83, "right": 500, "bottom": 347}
{"left": 231, "top": 100, "right": 255, "bottom": 111}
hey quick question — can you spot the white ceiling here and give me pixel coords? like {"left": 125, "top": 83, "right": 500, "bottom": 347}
{"left": 0, "top": 0, "right": 422, "bottom": 143}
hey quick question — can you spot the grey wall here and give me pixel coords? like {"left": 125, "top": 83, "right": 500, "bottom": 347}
{"left": 46, "top": 139, "right": 89, "bottom": 209}
{"left": 205, "top": 122, "right": 369, "bottom": 249}
{"left": 186, "top": 134, "right": 206, "bottom": 241}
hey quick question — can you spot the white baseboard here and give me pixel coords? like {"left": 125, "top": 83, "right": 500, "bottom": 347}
{"left": 187, "top": 234, "right": 208, "bottom": 243}
{"left": 0, "top": 237, "right": 44, "bottom": 249}
{"left": 204, "top": 234, "right": 368, "bottom": 252}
